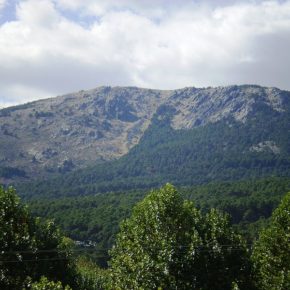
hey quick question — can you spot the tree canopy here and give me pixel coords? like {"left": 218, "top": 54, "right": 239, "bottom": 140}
{"left": 252, "top": 192, "right": 290, "bottom": 290}
{"left": 0, "top": 186, "right": 75, "bottom": 289}
{"left": 1, "top": 184, "right": 289, "bottom": 289}
{"left": 108, "top": 184, "right": 251, "bottom": 290}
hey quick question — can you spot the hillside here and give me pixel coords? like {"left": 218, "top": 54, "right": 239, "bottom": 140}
{"left": 0, "top": 85, "right": 288, "bottom": 183}
{"left": 0, "top": 86, "right": 170, "bottom": 182}
{"left": 14, "top": 85, "right": 290, "bottom": 198}
{"left": 28, "top": 177, "right": 290, "bottom": 265}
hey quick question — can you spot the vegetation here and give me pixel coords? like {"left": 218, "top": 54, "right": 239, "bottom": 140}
{"left": 30, "top": 276, "right": 72, "bottom": 290}
{"left": 108, "top": 184, "right": 251, "bottom": 290}
{"left": 0, "top": 186, "right": 110, "bottom": 289}
{"left": 0, "top": 166, "right": 26, "bottom": 178}
{"left": 75, "top": 257, "right": 108, "bottom": 290}
{"left": 26, "top": 177, "right": 290, "bottom": 265}
{"left": 0, "top": 184, "right": 289, "bottom": 289}
{"left": 252, "top": 192, "right": 290, "bottom": 290}
{"left": 0, "top": 186, "right": 76, "bottom": 289}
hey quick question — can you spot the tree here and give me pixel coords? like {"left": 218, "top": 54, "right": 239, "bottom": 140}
{"left": 0, "top": 186, "right": 75, "bottom": 289}
{"left": 252, "top": 192, "right": 290, "bottom": 290}
{"left": 0, "top": 186, "right": 33, "bottom": 288}
{"left": 108, "top": 184, "right": 251, "bottom": 289}
{"left": 74, "top": 256, "right": 108, "bottom": 290}
{"left": 30, "top": 276, "right": 72, "bottom": 290}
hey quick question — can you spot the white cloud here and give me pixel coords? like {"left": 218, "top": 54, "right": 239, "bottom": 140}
{"left": 16, "top": 0, "right": 60, "bottom": 27}
{"left": 0, "top": 0, "right": 290, "bottom": 106}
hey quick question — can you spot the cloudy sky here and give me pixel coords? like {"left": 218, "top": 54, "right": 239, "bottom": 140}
{"left": 0, "top": 0, "right": 290, "bottom": 107}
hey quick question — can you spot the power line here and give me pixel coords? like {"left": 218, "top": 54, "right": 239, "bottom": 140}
{"left": 0, "top": 248, "right": 250, "bottom": 263}
{"left": 0, "top": 245, "right": 252, "bottom": 263}
{"left": 0, "top": 257, "right": 70, "bottom": 263}
{"left": 0, "top": 243, "right": 253, "bottom": 255}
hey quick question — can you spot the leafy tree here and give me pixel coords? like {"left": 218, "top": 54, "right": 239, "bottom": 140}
{"left": 0, "top": 186, "right": 33, "bottom": 288}
{"left": 108, "top": 184, "right": 251, "bottom": 290}
{"left": 0, "top": 186, "right": 75, "bottom": 289}
{"left": 30, "top": 276, "right": 71, "bottom": 290}
{"left": 75, "top": 256, "right": 108, "bottom": 290}
{"left": 252, "top": 192, "right": 290, "bottom": 290}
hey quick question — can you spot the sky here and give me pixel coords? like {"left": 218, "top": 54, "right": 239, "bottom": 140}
{"left": 0, "top": 0, "right": 290, "bottom": 107}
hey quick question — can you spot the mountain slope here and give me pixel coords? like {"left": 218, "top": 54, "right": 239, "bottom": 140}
{"left": 14, "top": 85, "right": 290, "bottom": 198}
{"left": 0, "top": 86, "right": 170, "bottom": 182}
{"left": 2, "top": 84, "right": 289, "bottom": 185}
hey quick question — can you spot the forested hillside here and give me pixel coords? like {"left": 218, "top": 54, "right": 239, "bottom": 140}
{"left": 28, "top": 177, "right": 290, "bottom": 265}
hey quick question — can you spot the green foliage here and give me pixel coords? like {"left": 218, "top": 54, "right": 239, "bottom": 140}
{"left": 75, "top": 256, "right": 108, "bottom": 290}
{"left": 108, "top": 184, "right": 250, "bottom": 290}
{"left": 28, "top": 189, "right": 147, "bottom": 266}
{"left": 0, "top": 186, "right": 76, "bottom": 289}
{"left": 27, "top": 177, "right": 290, "bottom": 266}
{"left": 1, "top": 183, "right": 289, "bottom": 289}
{"left": 34, "top": 111, "right": 54, "bottom": 118}
{"left": 30, "top": 276, "right": 71, "bottom": 290}
{"left": 0, "top": 166, "right": 26, "bottom": 178}
{"left": 181, "top": 177, "right": 290, "bottom": 241}
{"left": 252, "top": 192, "right": 290, "bottom": 290}
{"left": 0, "top": 186, "right": 32, "bottom": 288}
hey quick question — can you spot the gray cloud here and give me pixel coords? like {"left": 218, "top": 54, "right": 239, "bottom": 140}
{"left": 0, "top": 0, "right": 290, "bottom": 107}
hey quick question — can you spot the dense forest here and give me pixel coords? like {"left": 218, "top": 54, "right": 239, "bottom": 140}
{"left": 26, "top": 177, "right": 290, "bottom": 266}
{"left": 0, "top": 185, "right": 289, "bottom": 289}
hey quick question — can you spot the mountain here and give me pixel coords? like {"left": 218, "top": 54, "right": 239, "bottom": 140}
{"left": 0, "top": 86, "right": 171, "bottom": 183}
{"left": 3, "top": 84, "right": 289, "bottom": 269}
{"left": 2, "top": 84, "right": 288, "bottom": 198}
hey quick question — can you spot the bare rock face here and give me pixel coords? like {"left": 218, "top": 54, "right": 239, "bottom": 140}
{"left": 0, "top": 84, "right": 288, "bottom": 182}
{"left": 250, "top": 141, "right": 281, "bottom": 154}
{"left": 169, "top": 85, "right": 287, "bottom": 129}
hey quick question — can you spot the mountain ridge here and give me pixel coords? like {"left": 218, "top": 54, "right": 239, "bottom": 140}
{"left": 1, "top": 84, "right": 290, "bottom": 187}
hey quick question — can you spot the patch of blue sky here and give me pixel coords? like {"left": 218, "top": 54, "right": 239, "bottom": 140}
{"left": 0, "top": 0, "right": 100, "bottom": 28}
{"left": 56, "top": 7, "right": 101, "bottom": 29}
{"left": 0, "top": 0, "right": 18, "bottom": 25}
